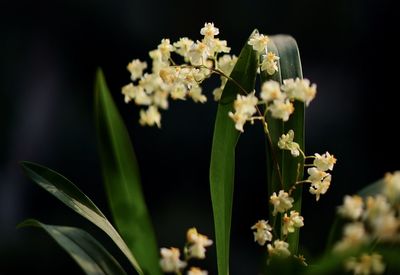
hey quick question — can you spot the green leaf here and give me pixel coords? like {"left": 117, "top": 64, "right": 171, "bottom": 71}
{"left": 18, "top": 219, "right": 127, "bottom": 275}
{"left": 20, "top": 161, "right": 143, "bottom": 275}
{"left": 210, "top": 30, "right": 259, "bottom": 275}
{"left": 94, "top": 69, "right": 161, "bottom": 275}
{"left": 261, "top": 35, "right": 304, "bottom": 253}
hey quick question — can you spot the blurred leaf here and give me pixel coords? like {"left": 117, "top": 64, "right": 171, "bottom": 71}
{"left": 261, "top": 35, "right": 304, "bottom": 253}
{"left": 95, "top": 69, "right": 161, "bottom": 275}
{"left": 20, "top": 161, "right": 143, "bottom": 274}
{"left": 358, "top": 179, "right": 384, "bottom": 198}
{"left": 18, "top": 219, "right": 127, "bottom": 275}
{"left": 210, "top": 30, "right": 259, "bottom": 275}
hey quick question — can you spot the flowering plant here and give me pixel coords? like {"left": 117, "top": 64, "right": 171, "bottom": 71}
{"left": 18, "top": 23, "right": 400, "bottom": 275}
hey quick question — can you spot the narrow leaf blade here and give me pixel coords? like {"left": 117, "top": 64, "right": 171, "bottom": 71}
{"left": 20, "top": 161, "right": 143, "bottom": 274}
{"left": 95, "top": 69, "right": 161, "bottom": 275}
{"left": 18, "top": 219, "right": 127, "bottom": 275}
{"left": 210, "top": 31, "right": 259, "bottom": 275}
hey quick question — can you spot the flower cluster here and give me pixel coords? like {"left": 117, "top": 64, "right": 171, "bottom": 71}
{"left": 334, "top": 171, "right": 400, "bottom": 274}
{"left": 159, "top": 227, "right": 212, "bottom": 274}
{"left": 307, "top": 152, "right": 337, "bottom": 201}
{"left": 122, "top": 22, "right": 239, "bottom": 127}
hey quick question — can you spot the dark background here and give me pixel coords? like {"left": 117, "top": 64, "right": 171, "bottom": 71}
{"left": 0, "top": 0, "right": 398, "bottom": 274}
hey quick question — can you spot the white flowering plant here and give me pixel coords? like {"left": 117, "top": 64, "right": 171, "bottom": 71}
{"left": 18, "top": 23, "right": 400, "bottom": 275}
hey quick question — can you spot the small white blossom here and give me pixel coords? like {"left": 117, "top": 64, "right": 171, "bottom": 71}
{"left": 383, "top": 171, "right": 400, "bottom": 204}
{"left": 364, "top": 195, "right": 392, "bottom": 222}
{"left": 313, "top": 152, "right": 337, "bottom": 172}
{"left": 188, "top": 86, "right": 207, "bottom": 103}
{"left": 228, "top": 93, "right": 258, "bottom": 132}
{"left": 217, "top": 54, "right": 237, "bottom": 75}
{"left": 188, "top": 41, "right": 209, "bottom": 66}
{"left": 307, "top": 167, "right": 328, "bottom": 182}
{"left": 121, "top": 83, "right": 152, "bottom": 105}
{"left": 370, "top": 211, "right": 398, "bottom": 241}
{"left": 200, "top": 22, "right": 219, "bottom": 38}
{"left": 171, "top": 83, "right": 187, "bottom": 100}
{"left": 309, "top": 174, "right": 331, "bottom": 201}
{"left": 278, "top": 130, "right": 300, "bottom": 157}
{"left": 251, "top": 220, "right": 273, "bottom": 245}
{"left": 187, "top": 267, "right": 208, "bottom": 275}
{"left": 159, "top": 247, "right": 187, "bottom": 273}
{"left": 261, "top": 52, "right": 280, "bottom": 75}
{"left": 139, "top": 106, "right": 161, "bottom": 128}
{"left": 282, "top": 211, "right": 304, "bottom": 235}
{"left": 267, "top": 240, "right": 291, "bottom": 258}
{"left": 281, "top": 78, "right": 317, "bottom": 106}
{"left": 260, "top": 80, "right": 283, "bottom": 102}
{"left": 334, "top": 222, "right": 368, "bottom": 252}
{"left": 248, "top": 33, "right": 270, "bottom": 53}
{"left": 158, "top": 39, "right": 174, "bottom": 62}
{"left": 186, "top": 228, "right": 213, "bottom": 259}
{"left": 338, "top": 195, "right": 364, "bottom": 220}
{"left": 173, "top": 37, "right": 194, "bottom": 61}
{"left": 127, "top": 59, "right": 147, "bottom": 81}
{"left": 345, "top": 253, "right": 385, "bottom": 275}
{"left": 207, "top": 38, "right": 230, "bottom": 56}
{"left": 268, "top": 98, "right": 294, "bottom": 121}
{"left": 270, "top": 190, "right": 294, "bottom": 216}
{"left": 152, "top": 90, "right": 169, "bottom": 109}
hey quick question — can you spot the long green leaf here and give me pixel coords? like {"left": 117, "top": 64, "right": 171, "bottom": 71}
{"left": 210, "top": 30, "right": 259, "bottom": 275}
{"left": 95, "top": 69, "right": 160, "bottom": 275}
{"left": 261, "top": 35, "right": 304, "bottom": 253}
{"left": 20, "top": 161, "right": 143, "bottom": 274}
{"left": 18, "top": 219, "right": 127, "bottom": 275}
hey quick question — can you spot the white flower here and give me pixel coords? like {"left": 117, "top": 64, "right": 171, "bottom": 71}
{"left": 149, "top": 49, "right": 168, "bottom": 73}
{"left": 171, "top": 83, "right": 187, "bottom": 100}
{"left": 127, "top": 59, "right": 147, "bottom": 81}
{"left": 121, "top": 83, "right": 152, "bottom": 105}
{"left": 158, "top": 38, "right": 174, "bottom": 62}
{"left": 188, "top": 86, "right": 207, "bottom": 103}
{"left": 186, "top": 228, "right": 213, "bottom": 259}
{"left": 383, "top": 171, "right": 400, "bottom": 203}
{"left": 187, "top": 267, "right": 208, "bottom": 275}
{"left": 267, "top": 240, "right": 291, "bottom": 258}
{"left": 121, "top": 83, "right": 135, "bottom": 103}
{"left": 364, "top": 195, "right": 391, "bottom": 222}
{"left": 228, "top": 93, "right": 258, "bottom": 132}
{"left": 159, "top": 247, "right": 187, "bottom": 273}
{"left": 173, "top": 37, "right": 194, "bottom": 61}
{"left": 139, "top": 106, "right": 161, "bottom": 128}
{"left": 338, "top": 195, "right": 364, "bottom": 220}
{"left": 309, "top": 173, "right": 331, "bottom": 201}
{"left": 261, "top": 52, "right": 280, "bottom": 75}
{"left": 188, "top": 41, "right": 209, "bottom": 66}
{"left": 248, "top": 33, "right": 269, "bottom": 53}
{"left": 251, "top": 220, "right": 273, "bottom": 245}
{"left": 200, "top": 22, "right": 219, "bottom": 38}
{"left": 313, "top": 152, "right": 337, "bottom": 171}
{"left": 217, "top": 54, "right": 237, "bottom": 75}
{"left": 370, "top": 211, "right": 398, "bottom": 241}
{"left": 270, "top": 190, "right": 294, "bottom": 216}
{"left": 307, "top": 167, "right": 328, "bottom": 182}
{"left": 260, "top": 80, "right": 283, "bottom": 102}
{"left": 334, "top": 222, "right": 368, "bottom": 252}
{"left": 207, "top": 38, "right": 231, "bottom": 56}
{"left": 268, "top": 98, "right": 294, "bottom": 121}
{"left": 282, "top": 211, "right": 304, "bottom": 235}
{"left": 345, "top": 253, "right": 385, "bottom": 275}
{"left": 278, "top": 130, "right": 300, "bottom": 157}
{"left": 152, "top": 90, "right": 169, "bottom": 109}
{"left": 281, "top": 78, "right": 317, "bottom": 106}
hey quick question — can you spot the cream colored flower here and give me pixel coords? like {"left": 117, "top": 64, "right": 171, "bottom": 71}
{"left": 207, "top": 38, "right": 230, "bottom": 56}
{"left": 282, "top": 211, "right": 304, "bottom": 235}
{"left": 313, "top": 152, "right": 337, "bottom": 171}
{"left": 173, "top": 37, "right": 194, "bottom": 61}
{"left": 188, "top": 41, "right": 209, "bottom": 66}
{"left": 345, "top": 253, "right": 385, "bottom": 275}
{"left": 278, "top": 130, "right": 300, "bottom": 157}
{"left": 267, "top": 240, "right": 291, "bottom": 258}
{"left": 228, "top": 93, "right": 258, "bottom": 132}
{"left": 139, "top": 106, "right": 161, "bottom": 128}
{"left": 281, "top": 78, "right": 317, "bottom": 106}
{"left": 188, "top": 86, "right": 207, "bottom": 103}
{"left": 251, "top": 220, "right": 273, "bottom": 245}
{"left": 217, "top": 54, "right": 237, "bottom": 75}
{"left": 158, "top": 38, "right": 174, "bottom": 62}
{"left": 186, "top": 228, "right": 213, "bottom": 259}
{"left": 171, "top": 83, "right": 187, "bottom": 100}
{"left": 338, "top": 195, "right": 364, "bottom": 220}
{"left": 248, "top": 33, "right": 269, "bottom": 53}
{"left": 270, "top": 190, "right": 294, "bottom": 216}
{"left": 309, "top": 174, "right": 331, "bottom": 201}
{"left": 127, "top": 59, "right": 147, "bottom": 81}
{"left": 370, "top": 210, "right": 398, "bottom": 241}
{"left": 268, "top": 98, "right": 294, "bottom": 121}
{"left": 383, "top": 171, "right": 400, "bottom": 203}
{"left": 261, "top": 52, "right": 280, "bottom": 75}
{"left": 334, "top": 222, "right": 368, "bottom": 252}
{"left": 159, "top": 247, "right": 187, "bottom": 273}
{"left": 187, "top": 267, "right": 208, "bottom": 275}
{"left": 260, "top": 80, "right": 283, "bottom": 102}
{"left": 200, "top": 22, "right": 219, "bottom": 38}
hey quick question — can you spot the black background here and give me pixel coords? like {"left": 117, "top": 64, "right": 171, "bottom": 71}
{"left": 0, "top": 0, "right": 398, "bottom": 274}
